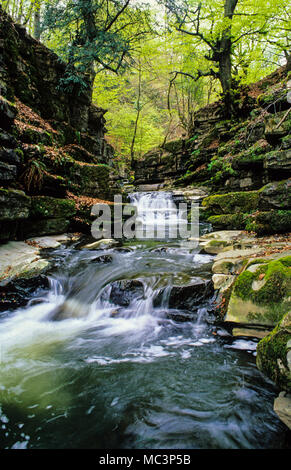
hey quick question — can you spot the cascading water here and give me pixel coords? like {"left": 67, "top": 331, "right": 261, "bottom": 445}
{"left": 129, "top": 191, "right": 188, "bottom": 239}
{"left": 0, "top": 191, "right": 288, "bottom": 449}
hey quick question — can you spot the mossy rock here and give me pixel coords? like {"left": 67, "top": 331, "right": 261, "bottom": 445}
{"left": 256, "top": 312, "right": 291, "bottom": 391}
{"left": 68, "top": 162, "right": 116, "bottom": 199}
{"left": 232, "top": 140, "right": 272, "bottom": 169}
{"left": 202, "top": 190, "right": 260, "bottom": 215}
{"left": 245, "top": 210, "right": 291, "bottom": 235}
{"left": 225, "top": 256, "right": 291, "bottom": 329}
{"left": 208, "top": 209, "right": 291, "bottom": 235}
{"left": 259, "top": 179, "right": 291, "bottom": 210}
{"left": 265, "top": 110, "right": 291, "bottom": 140}
{"left": 264, "top": 149, "right": 291, "bottom": 171}
{"left": 0, "top": 188, "right": 31, "bottom": 221}
{"left": 22, "top": 218, "right": 71, "bottom": 238}
{"left": 30, "top": 196, "right": 76, "bottom": 219}
{"left": 208, "top": 213, "right": 247, "bottom": 230}
{"left": 20, "top": 127, "right": 54, "bottom": 146}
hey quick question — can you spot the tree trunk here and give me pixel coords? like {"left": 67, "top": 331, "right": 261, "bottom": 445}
{"left": 130, "top": 68, "right": 142, "bottom": 167}
{"left": 34, "top": 4, "right": 41, "bottom": 41}
{"left": 218, "top": 0, "right": 239, "bottom": 116}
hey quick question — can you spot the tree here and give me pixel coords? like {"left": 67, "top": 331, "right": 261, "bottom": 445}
{"left": 42, "top": 0, "right": 151, "bottom": 97}
{"left": 161, "top": 0, "right": 290, "bottom": 116}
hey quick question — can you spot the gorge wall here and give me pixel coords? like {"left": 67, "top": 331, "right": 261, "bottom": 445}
{"left": 0, "top": 7, "right": 120, "bottom": 242}
{"left": 134, "top": 66, "right": 291, "bottom": 235}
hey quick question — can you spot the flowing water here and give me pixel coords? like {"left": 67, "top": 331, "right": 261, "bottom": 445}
{"left": 0, "top": 192, "right": 288, "bottom": 449}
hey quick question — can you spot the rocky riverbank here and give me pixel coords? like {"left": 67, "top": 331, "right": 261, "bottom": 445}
{"left": 0, "top": 8, "right": 122, "bottom": 243}
{"left": 197, "top": 229, "right": 291, "bottom": 430}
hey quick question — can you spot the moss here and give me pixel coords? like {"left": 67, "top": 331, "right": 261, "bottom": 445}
{"left": 203, "top": 190, "right": 259, "bottom": 215}
{"left": 15, "top": 147, "right": 24, "bottom": 162}
{"left": 234, "top": 257, "right": 291, "bottom": 306}
{"left": 245, "top": 210, "right": 291, "bottom": 235}
{"left": 208, "top": 240, "right": 228, "bottom": 247}
{"left": 208, "top": 213, "right": 247, "bottom": 230}
{"left": 256, "top": 316, "right": 291, "bottom": 391}
{"left": 31, "top": 196, "right": 76, "bottom": 219}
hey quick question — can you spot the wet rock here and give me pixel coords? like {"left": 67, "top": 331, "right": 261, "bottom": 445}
{"left": 109, "top": 280, "right": 144, "bottom": 307}
{"left": 0, "top": 275, "right": 49, "bottom": 312}
{"left": 81, "top": 239, "right": 121, "bottom": 250}
{"left": 274, "top": 392, "right": 291, "bottom": 430}
{"left": 166, "top": 310, "right": 195, "bottom": 322}
{"left": 155, "top": 279, "right": 213, "bottom": 311}
{"left": 90, "top": 254, "right": 113, "bottom": 264}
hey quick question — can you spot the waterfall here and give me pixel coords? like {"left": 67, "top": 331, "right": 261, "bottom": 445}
{"left": 129, "top": 191, "right": 187, "bottom": 239}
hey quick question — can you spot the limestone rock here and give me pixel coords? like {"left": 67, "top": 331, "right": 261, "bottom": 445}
{"left": 274, "top": 392, "right": 291, "bottom": 430}
{"left": 0, "top": 241, "right": 49, "bottom": 283}
{"left": 81, "top": 238, "right": 120, "bottom": 250}
{"left": 0, "top": 188, "right": 31, "bottom": 222}
{"left": 225, "top": 256, "right": 291, "bottom": 328}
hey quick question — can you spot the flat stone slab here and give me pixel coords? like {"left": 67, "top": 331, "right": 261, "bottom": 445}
{"left": 0, "top": 241, "right": 49, "bottom": 282}
{"left": 232, "top": 327, "right": 270, "bottom": 339}
{"left": 0, "top": 234, "right": 77, "bottom": 282}
{"left": 26, "top": 234, "right": 74, "bottom": 249}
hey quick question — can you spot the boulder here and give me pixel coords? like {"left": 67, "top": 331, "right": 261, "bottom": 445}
{"left": 257, "top": 311, "right": 291, "bottom": 393}
{"left": 22, "top": 218, "right": 71, "bottom": 238}
{"left": 109, "top": 280, "right": 144, "bottom": 307}
{"left": 0, "top": 241, "right": 50, "bottom": 283}
{"left": 225, "top": 256, "right": 291, "bottom": 328}
{"left": 154, "top": 278, "right": 213, "bottom": 311}
{"left": 202, "top": 191, "right": 260, "bottom": 216}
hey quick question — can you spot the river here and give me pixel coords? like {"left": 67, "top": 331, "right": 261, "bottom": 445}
{"left": 0, "top": 192, "right": 288, "bottom": 449}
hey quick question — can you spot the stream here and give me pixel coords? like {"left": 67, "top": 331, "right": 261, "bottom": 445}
{"left": 0, "top": 191, "right": 288, "bottom": 449}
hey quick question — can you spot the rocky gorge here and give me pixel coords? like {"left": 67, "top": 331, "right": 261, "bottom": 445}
{"left": 0, "top": 7, "right": 291, "bottom": 449}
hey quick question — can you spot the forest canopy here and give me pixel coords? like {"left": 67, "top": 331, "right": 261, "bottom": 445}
{"left": 2, "top": 0, "right": 290, "bottom": 164}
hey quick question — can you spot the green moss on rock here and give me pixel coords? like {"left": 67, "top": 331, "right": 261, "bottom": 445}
{"left": 256, "top": 312, "right": 291, "bottom": 391}
{"left": 234, "top": 257, "right": 291, "bottom": 306}
{"left": 203, "top": 190, "right": 259, "bottom": 215}
{"left": 30, "top": 196, "right": 76, "bottom": 219}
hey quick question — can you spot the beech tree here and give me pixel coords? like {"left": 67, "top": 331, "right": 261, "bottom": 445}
{"left": 161, "top": 0, "right": 290, "bottom": 115}
{"left": 42, "top": 0, "right": 151, "bottom": 97}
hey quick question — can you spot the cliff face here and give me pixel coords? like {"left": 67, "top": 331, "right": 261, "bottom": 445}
{"left": 134, "top": 65, "right": 291, "bottom": 235}
{"left": 0, "top": 8, "right": 119, "bottom": 242}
